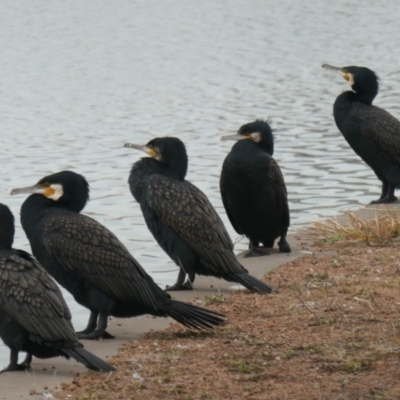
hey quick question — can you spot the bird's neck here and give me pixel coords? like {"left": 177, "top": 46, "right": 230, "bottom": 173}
{"left": 347, "top": 88, "right": 376, "bottom": 105}
{"left": 0, "top": 240, "right": 12, "bottom": 250}
{"left": 334, "top": 90, "right": 375, "bottom": 117}
{"left": 233, "top": 139, "right": 273, "bottom": 157}
{"left": 129, "top": 158, "right": 187, "bottom": 203}
{"left": 140, "top": 157, "right": 187, "bottom": 179}
{"left": 20, "top": 195, "right": 54, "bottom": 235}
{"left": 0, "top": 225, "right": 14, "bottom": 249}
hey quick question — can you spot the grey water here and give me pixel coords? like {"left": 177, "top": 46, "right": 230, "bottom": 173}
{"left": 1, "top": 0, "right": 400, "bottom": 368}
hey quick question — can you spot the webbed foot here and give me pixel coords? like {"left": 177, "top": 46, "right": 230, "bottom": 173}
{"left": 0, "top": 363, "right": 30, "bottom": 373}
{"left": 278, "top": 237, "right": 291, "bottom": 253}
{"left": 370, "top": 196, "right": 398, "bottom": 204}
{"left": 166, "top": 281, "right": 193, "bottom": 291}
{"left": 77, "top": 330, "right": 115, "bottom": 340}
{"left": 77, "top": 313, "right": 113, "bottom": 339}
{"left": 245, "top": 248, "right": 270, "bottom": 258}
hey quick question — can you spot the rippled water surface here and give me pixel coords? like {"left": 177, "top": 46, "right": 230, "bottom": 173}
{"left": 2, "top": 0, "right": 400, "bottom": 367}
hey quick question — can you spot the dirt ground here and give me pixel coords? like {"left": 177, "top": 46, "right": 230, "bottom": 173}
{"left": 54, "top": 233, "right": 400, "bottom": 400}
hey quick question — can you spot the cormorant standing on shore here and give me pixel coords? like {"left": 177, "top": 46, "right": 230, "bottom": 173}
{"left": 0, "top": 203, "right": 115, "bottom": 373}
{"left": 11, "top": 171, "right": 225, "bottom": 340}
{"left": 220, "top": 120, "right": 290, "bottom": 257}
{"left": 125, "top": 137, "right": 273, "bottom": 293}
{"left": 323, "top": 64, "right": 400, "bottom": 203}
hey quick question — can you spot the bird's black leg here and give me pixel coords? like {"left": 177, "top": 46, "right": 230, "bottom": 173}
{"left": 370, "top": 183, "right": 398, "bottom": 204}
{"left": 77, "top": 311, "right": 98, "bottom": 337}
{"left": 166, "top": 268, "right": 191, "bottom": 291}
{"left": 20, "top": 354, "right": 32, "bottom": 369}
{"left": 0, "top": 349, "right": 31, "bottom": 373}
{"left": 245, "top": 240, "right": 270, "bottom": 258}
{"left": 385, "top": 185, "right": 398, "bottom": 202}
{"left": 380, "top": 182, "right": 388, "bottom": 200}
{"left": 181, "top": 270, "right": 196, "bottom": 290}
{"left": 278, "top": 235, "right": 291, "bottom": 253}
{"left": 77, "top": 313, "right": 114, "bottom": 340}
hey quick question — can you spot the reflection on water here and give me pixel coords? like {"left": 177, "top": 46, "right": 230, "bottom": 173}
{"left": 2, "top": 0, "right": 400, "bottom": 367}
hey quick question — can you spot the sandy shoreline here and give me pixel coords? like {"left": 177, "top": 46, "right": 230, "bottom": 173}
{"left": 1, "top": 226, "right": 302, "bottom": 400}
{"left": 2, "top": 203, "right": 397, "bottom": 400}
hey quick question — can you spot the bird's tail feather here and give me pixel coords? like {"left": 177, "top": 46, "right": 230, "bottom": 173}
{"left": 63, "top": 347, "right": 116, "bottom": 372}
{"left": 228, "top": 273, "right": 273, "bottom": 294}
{"left": 162, "top": 300, "right": 226, "bottom": 330}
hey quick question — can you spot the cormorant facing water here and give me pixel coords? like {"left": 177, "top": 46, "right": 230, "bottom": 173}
{"left": 0, "top": 204, "right": 115, "bottom": 373}
{"left": 323, "top": 64, "right": 400, "bottom": 204}
{"left": 220, "top": 120, "right": 290, "bottom": 257}
{"left": 11, "top": 171, "right": 225, "bottom": 340}
{"left": 125, "top": 137, "right": 273, "bottom": 293}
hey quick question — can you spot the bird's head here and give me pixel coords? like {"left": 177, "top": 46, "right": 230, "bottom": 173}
{"left": 125, "top": 137, "right": 188, "bottom": 179}
{"left": 11, "top": 170, "right": 90, "bottom": 212}
{"left": 322, "top": 64, "right": 379, "bottom": 102}
{"left": 221, "top": 120, "right": 274, "bottom": 155}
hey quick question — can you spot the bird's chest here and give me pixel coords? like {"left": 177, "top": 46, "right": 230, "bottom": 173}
{"left": 333, "top": 102, "right": 366, "bottom": 145}
{"left": 224, "top": 152, "right": 266, "bottom": 190}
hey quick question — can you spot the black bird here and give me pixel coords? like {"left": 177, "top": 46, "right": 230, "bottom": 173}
{"left": 10, "top": 171, "right": 225, "bottom": 340}
{"left": 220, "top": 120, "right": 290, "bottom": 257}
{"left": 0, "top": 203, "right": 115, "bottom": 373}
{"left": 323, "top": 64, "right": 400, "bottom": 204}
{"left": 125, "top": 137, "right": 273, "bottom": 293}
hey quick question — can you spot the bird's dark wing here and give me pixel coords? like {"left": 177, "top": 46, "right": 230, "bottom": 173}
{"left": 355, "top": 103, "right": 400, "bottom": 166}
{"left": 220, "top": 171, "right": 242, "bottom": 235}
{"left": 267, "top": 157, "right": 290, "bottom": 228}
{"left": 42, "top": 210, "right": 162, "bottom": 307}
{"left": 0, "top": 250, "right": 77, "bottom": 343}
{"left": 146, "top": 174, "right": 245, "bottom": 274}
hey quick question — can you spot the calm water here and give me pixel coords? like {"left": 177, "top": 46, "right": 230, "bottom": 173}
{"left": 1, "top": 0, "right": 400, "bottom": 367}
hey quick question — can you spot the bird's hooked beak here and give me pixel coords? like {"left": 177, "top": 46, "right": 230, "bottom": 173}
{"left": 10, "top": 183, "right": 63, "bottom": 200}
{"left": 124, "top": 143, "right": 157, "bottom": 158}
{"left": 11, "top": 184, "right": 48, "bottom": 196}
{"left": 221, "top": 134, "right": 250, "bottom": 142}
{"left": 222, "top": 132, "right": 262, "bottom": 143}
{"left": 322, "top": 64, "right": 354, "bottom": 85}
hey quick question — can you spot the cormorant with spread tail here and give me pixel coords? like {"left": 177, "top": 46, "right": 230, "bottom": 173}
{"left": 323, "top": 64, "right": 400, "bottom": 204}
{"left": 125, "top": 137, "right": 273, "bottom": 293}
{"left": 11, "top": 171, "right": 225, "bottom": 340}
{"left": 220, "top": 120, "right": 290, "bottom": 257}
{"left": 0, "top": 203, "right": 115, "bottom": 372}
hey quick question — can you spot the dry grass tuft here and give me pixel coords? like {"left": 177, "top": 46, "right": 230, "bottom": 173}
{"left": 307, "top": 208, "right": 400, "bottom": 246}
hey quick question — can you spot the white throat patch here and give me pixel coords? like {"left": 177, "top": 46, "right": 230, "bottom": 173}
{"left": 50, "top": 184, "right": 64, "bottom": 200}
{"left": 250, "top": 132, "right": 262, "bottom": 143}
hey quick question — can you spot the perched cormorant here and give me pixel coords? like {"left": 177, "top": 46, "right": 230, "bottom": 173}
{"left": 125, "top": 137, "right": 273, "bottom": 293}
{"left": 0, "top": 203, "right": 115, "bottom": 373}
{"left": 220, "top": 120, "right": 290, "bottom": 257}
{"left": 323, "top": 64, "right": 400, "bottom": 204}
{"left": 11, "top": 171, "right": 225, "bottom": 340}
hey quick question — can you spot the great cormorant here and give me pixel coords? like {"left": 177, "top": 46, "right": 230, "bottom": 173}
{"left": 11, "top": 171, "right": 225, "bottom": 340}
{"left": 125, "top": 137, "right": 273, "bottom": 293}
{"left": 0, "top": 203, "right": 115, "bottom": 373}
{"left": 323, "top": 64, "right": 400, "bottom": 204}
{"left": 220, "top": 120, "right": 290, "bottom": 257}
